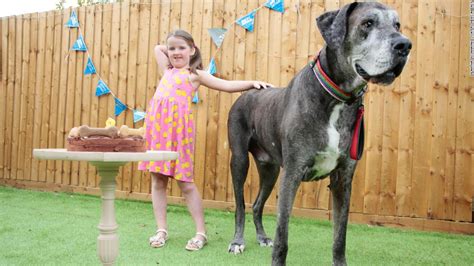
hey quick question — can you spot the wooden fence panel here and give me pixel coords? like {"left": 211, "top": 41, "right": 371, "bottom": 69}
{"left": 83, "top": 5, "right": 96, "bottom": 188}
{"left": 395, "top": 0, "right": 418, "bottom": 218}
{"left": 4, "top": 16, "right": 10, "bottom": 181}
{"left": 133, "top": 0, "right": 149, "bottom": 194}
{"left": 4, "top": 17, "right": 15, "bottom": 180}
{"left": 0, "top": 0, "right": 472, "bottom": 231}
{"left": 31, "top": 13, "right": 46, "bottom": 182}
{"left": 214, "top": 0, "right": 235, "bottom": 202}
{"left": 117, "top": 2, "right": 131, "bottom": 191}
{"left": 444, "top": 0, "right": 462, "bottom": 221}
{"left": 193, "top": 0, "right": 211, "bottom": 198}
{"left": 454, "top": 0, "right": 473, "bottom": 222}
{"left": 203, "top": 0, "right": 223, "bottom": 201}
{"left": 429, "top": 0, "right": 454, "bottom": 220}
{"left": 47, "top": 11, "right": 63, "bottom": 185}
{"left": 25, "top": 14, "right": 39, "bottom": 183}
{"left": 11, "top": 15, "right": 22, "bottom": 182}
{"left": 71, "top": 7, "right": 87, "bottom": 186}
{"left": 126, "top": 3, "right": 141, "bottom": 192}
{"left": 55, "top": 11, "right": 70, "bottom": 185}
{"left": 40, "top": 11, "right": 55, "bottom": 184}
{"left": 0, "top": 18, "right": 6, "bottom": 179}
{"left": 138, "top": 0, "right": 152, "bottom": 192}
{"left": 16, "top": 14, "right": 29, "bottom": 181}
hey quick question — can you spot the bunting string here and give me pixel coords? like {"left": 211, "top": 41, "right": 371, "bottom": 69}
{"left": 66, "top": 10, "right": 145, "bottom": 122}
{"left": 64, "top": 0, "right": 285, "bottom": 114}
{"left": 207, "top": 2, "right": 269, "bottom": 66}
{"left": 195, "top": 1, "right": 282, "bottom": 102}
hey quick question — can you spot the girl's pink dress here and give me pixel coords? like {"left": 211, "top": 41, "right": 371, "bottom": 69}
{"left": 138, "top": 68, "right": 196, "bottom": 182}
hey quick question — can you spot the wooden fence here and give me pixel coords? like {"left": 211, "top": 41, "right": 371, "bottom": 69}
{"left": 1, "top": 0, "right": 473, "bottom": 233}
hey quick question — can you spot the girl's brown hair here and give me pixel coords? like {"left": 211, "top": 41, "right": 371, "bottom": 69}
{"left": 167, "top": 30, "right": 203, "bottom": 74}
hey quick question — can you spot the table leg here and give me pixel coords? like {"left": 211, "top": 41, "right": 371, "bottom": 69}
{"left": 92, "top": 162, "right": 126, "bottom": 266}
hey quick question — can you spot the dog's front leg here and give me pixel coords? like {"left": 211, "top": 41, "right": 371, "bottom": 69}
{"left": 330, "top": 164, "right": 355, "bottom": 266}
{"left": 271, "top": 169, "right": 303, "bottom": 266}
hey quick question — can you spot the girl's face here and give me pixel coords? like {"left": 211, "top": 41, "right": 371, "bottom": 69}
{"left": 167, "top": 36, "right": 195, "bottom": 69}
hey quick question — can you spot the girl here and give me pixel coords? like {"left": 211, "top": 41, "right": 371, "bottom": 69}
{"left": 138, "top": 29, "right": 271, "bottom": 251}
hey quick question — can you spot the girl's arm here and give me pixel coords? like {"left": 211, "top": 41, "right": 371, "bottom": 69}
{"left": 193, "top": 69, "right": 272, "bottom": 92}
{"left": 154, "top": 45, "right": 170, "bottom": 75}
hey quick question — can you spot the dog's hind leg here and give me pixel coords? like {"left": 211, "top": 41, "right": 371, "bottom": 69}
{"left": 252, "top": 161, "right": 279, "bottom": 247}
{"left": 228, "top": 130, "right": 251, "bottom": 254}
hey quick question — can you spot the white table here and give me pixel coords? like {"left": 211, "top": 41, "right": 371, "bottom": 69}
{"left": 33, "top": 149, "right": 178, "bottom": 265}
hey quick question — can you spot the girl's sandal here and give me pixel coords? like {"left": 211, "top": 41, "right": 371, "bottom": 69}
{"left": 185, "top": 232, "right": 208, "bottom": 251}
{"left": 149, "top": 229, "right": 168, "bottom": 248}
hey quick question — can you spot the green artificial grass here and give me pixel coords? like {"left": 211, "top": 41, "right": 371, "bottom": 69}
{"left": 0, "top": 186, "right": 473, "bottom": 265}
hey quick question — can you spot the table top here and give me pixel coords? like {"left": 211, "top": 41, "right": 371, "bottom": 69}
{"left": 33, "top": 149, "right": 178, "bottom": 162}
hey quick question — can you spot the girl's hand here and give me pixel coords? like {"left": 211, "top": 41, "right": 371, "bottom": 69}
{"left": 252, "top": 81, "right": 274, "bottom": 90}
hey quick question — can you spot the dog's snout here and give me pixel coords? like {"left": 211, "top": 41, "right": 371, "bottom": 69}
{"left": 392, "top": 37, "right": 412, "bottom": 57}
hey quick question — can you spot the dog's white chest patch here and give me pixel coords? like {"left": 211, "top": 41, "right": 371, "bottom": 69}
{"left": 312, "top": 104, "right": 343, "bottom": 178}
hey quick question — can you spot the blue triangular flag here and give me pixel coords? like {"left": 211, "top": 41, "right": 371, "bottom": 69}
{"left": 72, "top": 34, "right": 87, "bottom": 51}
{"left": 114, "top": 98, "right": 127, "bottom": 117}
{"left": 236, "top": 10, "right": 256, "bottom": 32}
{"left": 208, "top": 28, "right": 227, "bottom": 48}
{"left": 207, "top": 58, "right": 216, "bottom": 75}
{"left": 84, "top": 57, "right": 96, "bottom": 75}
{"left": 264, "top": 0, "right": 285, "bottom": 13}
{"left": 133, "top": 110, "right": 146, "bottom": 123}
{"left": 192, "top": 91, "right": 199, "bottom": 103}
{"left": 95, "top": 79, "right": 111, "bottom": 96}
{"left": 66, "top": 10, "right": 79, "bottom": 28}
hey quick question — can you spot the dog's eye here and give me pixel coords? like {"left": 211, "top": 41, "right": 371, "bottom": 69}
{"left": 362, "top": 19, "right": 374, "bottom": 29}
{"left": 394, "top": 22, "right": 401, "bottom": 31}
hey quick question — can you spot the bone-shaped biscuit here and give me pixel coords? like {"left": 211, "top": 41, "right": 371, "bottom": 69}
{"left": 118, "top": 125, "right": 145, "bottom": 138}
{"left": 68, "top": 127, "right": 80, "bottom": 138}
{"left": 78, "top": 125, "right": 119, "bottom": 138}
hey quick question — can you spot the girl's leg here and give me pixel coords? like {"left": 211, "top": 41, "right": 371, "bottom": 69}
{"left": 177, "top": 181, "right": 206, "bottom": 237}
{"left": 151, "top": 172, "right": 169, "bottom": 230}
{"left": 149, "top": 172, "right": 170, "bottom": 247}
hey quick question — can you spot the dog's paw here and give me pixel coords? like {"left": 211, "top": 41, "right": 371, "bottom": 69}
{"left": 228, "top": 243, "right": 245, "bottom": 254}
{"left": 257, "top": 237, "right": 273, "bottom": 247}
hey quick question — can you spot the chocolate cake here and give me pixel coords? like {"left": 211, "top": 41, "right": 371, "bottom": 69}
{"left": 66, "top": 124, "right": 146, "bottom": 152}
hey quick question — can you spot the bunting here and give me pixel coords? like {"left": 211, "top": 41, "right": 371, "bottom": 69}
{"left": 114, "top": 98, "right": 127, "bottom": 117}
{"left": 192, "top": 91, "right": 199, "bottom": 103}
{"left": 71, "top": 34, "right": 87, "bottom": 51}
{"left": 206, "top": 0, "right": 284, "bottom": 75}
{"left": 265, "top": 0, "right": 285, "bottom": 13}
{"left": 95, "top": 79, "right": 111, "bottom": 96}
{"left": 133, "top": 110, "right": 146, "bottom": 123}
{"left": 84, "top": 57, "right": 96, "bottom": 75}
{"left": 208, "top": 28, "right": 227, "bottom": 48}
{"left": 236, "top": 10, "right": 256, "bottom": 32}
{"left": 65, "top": 10, "right": 79, "bottom": 28}
{"left": 208, "top": 58, "right": 217, "bottom": 75}
{"left": 65, "top": 0, "right": 285, "bottom": 122}
{"left": 66, "top": 10, "right": 146, "bottom": 122}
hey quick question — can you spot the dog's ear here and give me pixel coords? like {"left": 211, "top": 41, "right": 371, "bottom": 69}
{"left": 316, "top": 2, "right": 358, "bottom": 49}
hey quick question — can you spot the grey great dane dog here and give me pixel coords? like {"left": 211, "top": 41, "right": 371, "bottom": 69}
{"left": 227, "top": 2, "right": 411, "bottom": 265}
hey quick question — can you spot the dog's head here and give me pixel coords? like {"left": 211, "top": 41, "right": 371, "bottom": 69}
{"left": 316, "top": 2, "right": 411, "bottom": 85}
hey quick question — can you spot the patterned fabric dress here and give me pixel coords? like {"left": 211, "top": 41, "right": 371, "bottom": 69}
{"left": 138, "top": 68, "right": 196, "bottom": 182}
